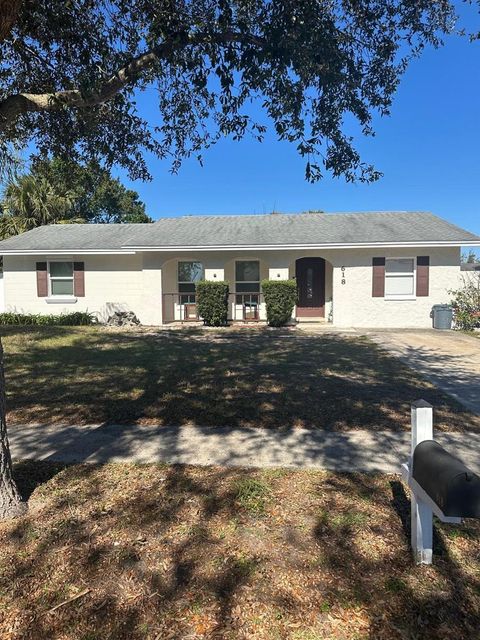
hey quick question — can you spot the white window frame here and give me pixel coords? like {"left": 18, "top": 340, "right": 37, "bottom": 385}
{"left": 384, "top": 257, "right": 416, "bottom": 301}
{"left": 235, "top": 259, "right": 261, "bottom": 293}
{"left": 48, "top": 260, "right": 75, "bottom": 297}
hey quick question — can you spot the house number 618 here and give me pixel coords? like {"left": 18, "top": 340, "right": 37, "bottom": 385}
{"left": 341, "top": 266, "right": 346, "bottom": 285}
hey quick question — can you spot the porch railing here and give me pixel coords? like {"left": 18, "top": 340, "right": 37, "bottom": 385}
{"left": 162, "top": 292, "right": 265, "bottom": 323}
{"left": 229, "top": 293, "right": 264, "bottom": 322}
{"left": 162, "top": 293, "right": 199, "bottom": 322}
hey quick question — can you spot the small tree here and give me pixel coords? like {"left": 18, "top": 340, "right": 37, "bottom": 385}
{"left": 0, "top": 338, "right": 26, "bottom": 519}
{"left": 0, "top": 158, "right": 152, "bottom": 240}
{"left": 449, "top": 273, "right": 480, "bottom": 331}
{"left": 461, "top": 250, "right": 478, "bottom": 264}
{"left": 196, "top": 281, "right": 229, "bottom": 327}
{"left": 262, "top": 280, "right": 297, "bottom": 327}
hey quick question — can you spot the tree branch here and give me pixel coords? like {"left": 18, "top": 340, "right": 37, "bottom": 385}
{"left": 0, "top": 30, "right": 265, "bottom": 131}
{"left": 0, "top": 0, "right": 21, "bottom": 43}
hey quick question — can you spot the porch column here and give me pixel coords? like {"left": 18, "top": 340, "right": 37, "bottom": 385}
{"left": 205, "top": 268, "right": 224, "bottom": 281}
{"left": 140, "top": 253, "right": 163, "bottom": 325}
{"left": 268, "top": 267, "right": 289, "bottom": 280}
{"left": 330, "top": 258, "right": 351, "bottom": 327}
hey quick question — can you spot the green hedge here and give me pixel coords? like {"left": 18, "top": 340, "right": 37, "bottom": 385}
{"left": 196, "top": 281, "right": 229, "bottom": 326}
{"left": 0, "top": 311, "right": 96, "bottom": 326}
{"left": 262, "top": 279, "right": 297, "bottom": 327}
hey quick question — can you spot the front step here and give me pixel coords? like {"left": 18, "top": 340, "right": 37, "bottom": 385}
{"left": 296, "top": 317, "right": 327, "bottom": 323}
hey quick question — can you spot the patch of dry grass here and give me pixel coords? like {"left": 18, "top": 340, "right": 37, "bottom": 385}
{"left": 0, "top": 462, "right": 479, "bottom": 639}
{"left": 1, "top": 325, "right": 478, "bottom": 431}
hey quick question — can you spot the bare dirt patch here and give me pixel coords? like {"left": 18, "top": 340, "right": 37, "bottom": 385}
{"left": 0, "top": 462, "right": 478, "bottom": 639}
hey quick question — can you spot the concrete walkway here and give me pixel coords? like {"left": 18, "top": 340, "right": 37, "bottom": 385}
{"left": 367, "top": 330, "right": 480, "bottom": 415}
{"left": 8, "top": 423, "right": 480, "bottom": 474}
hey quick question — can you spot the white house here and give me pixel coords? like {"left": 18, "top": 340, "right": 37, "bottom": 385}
{"left": 0, "top": 211, "right": 478, "bottom": 328}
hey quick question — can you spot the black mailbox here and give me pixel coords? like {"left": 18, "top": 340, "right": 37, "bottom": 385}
{"left": 412, "top": 440, "right": 480, "bottom": 518}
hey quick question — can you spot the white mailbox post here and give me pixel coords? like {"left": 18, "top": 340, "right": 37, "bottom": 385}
{"left": 402, "top": 400, "right": 462, "bottom": 565}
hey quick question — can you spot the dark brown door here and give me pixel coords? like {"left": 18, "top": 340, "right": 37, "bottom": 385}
{"left": 296, "top": 257, "right": 325, "bottom": 317}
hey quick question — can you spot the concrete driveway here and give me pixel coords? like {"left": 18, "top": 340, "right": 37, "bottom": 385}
{"left": 367, "top": 330, "right": 480, "bottom": 415}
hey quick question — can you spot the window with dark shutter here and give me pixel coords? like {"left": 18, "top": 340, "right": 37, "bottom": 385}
{"left": 73, "top": 262, "right": 85, "bottom": 297}
{"left": 372, "top": 257, "right": 385, "bottom": 297}
{"left": 36, "top": 262, "right": 48, "bottom": 297}
{"left": 49, "top": 262, "right": 74, "bottom": 295}
{"left": 416, "top": 256, "right": 430, "bottom": 297}
{"left": 385, "top": 258, "right": 415, "bottom": 298}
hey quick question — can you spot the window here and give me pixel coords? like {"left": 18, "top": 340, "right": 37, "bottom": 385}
{"left": 385, "top": 258, "right": 415, "bottom": 298}
{"left": 235, "top": 260, "right": 260, "bottom": 305}
{"left": 49, "top": 262, "right": 74, "bottom": 296}
{"left": 178, "top": 261, "right": 203, "bottom": 304}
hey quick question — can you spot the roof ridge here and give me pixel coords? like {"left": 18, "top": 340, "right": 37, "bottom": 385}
{"left": 154, "top": 211, "right": 433, "bottom": 222}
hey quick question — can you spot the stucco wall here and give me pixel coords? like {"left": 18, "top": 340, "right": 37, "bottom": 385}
{"left": 3, "top": 254, "right": 163, "bottom": 325}
{"left": 0, "top": 272, "right": 4, "bottom": 313}
{"left": 156, "top": 248, "right": 460, "bottom": 327}
{"left": 328, "top": 247, "right": 461, "bottom": 328}
{"left": 2, "top": 246, "right": 461, "bottom": 328}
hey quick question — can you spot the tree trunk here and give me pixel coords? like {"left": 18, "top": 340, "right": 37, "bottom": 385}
{"left": 0, "top": 0, "right": 21, "bottom": 43}
{"left": 0, "top": 338, "right": 26, "bottom": 519}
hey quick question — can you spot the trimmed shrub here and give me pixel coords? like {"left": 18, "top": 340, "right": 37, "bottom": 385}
{"left": 449, "top": 273, "right": 480, "bottom": 331}
{"left": 261, "top": 279, "right": 297, "bottom": 327}
{"left": 196, "top": 281, "right": 229, "bottom": 326}
{"left": 0, "top": 311, "right": 96, "bottom": 326}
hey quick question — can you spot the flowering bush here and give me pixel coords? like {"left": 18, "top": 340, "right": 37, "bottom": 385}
{"left": 449, "top": 273, "right": 480, "bottom": 331}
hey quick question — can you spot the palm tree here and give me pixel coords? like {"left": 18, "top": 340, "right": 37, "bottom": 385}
{"left": 0, "top": 173, "right": 80, "bottom": 239}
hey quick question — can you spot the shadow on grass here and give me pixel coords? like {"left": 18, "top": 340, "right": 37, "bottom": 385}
{"left": 2, "top": 463, "right": 266, "bottom": 639}
{"left": 390, "top": 479, "right": 449, "bottom": 560}
{"left": 13, "top": 460, "right": 69, "bottom": 500}
{"left": 1, "top": 463, "right": 479, "bottom": 640}
{"left": 2, "top": 326, "right": 477, "bottom": 432}
{"left": 310, "top": 474, "right": 480, "bottom": 639}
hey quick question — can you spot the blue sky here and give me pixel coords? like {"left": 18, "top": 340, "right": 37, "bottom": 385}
{"left": 116, "top": 23, "right": 479, "bottom": 252}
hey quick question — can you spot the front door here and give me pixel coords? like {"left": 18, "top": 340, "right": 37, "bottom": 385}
{"left": 296, "top": 257, "right": 325, "bottom": 317}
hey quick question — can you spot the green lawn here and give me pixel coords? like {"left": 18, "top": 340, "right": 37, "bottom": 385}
{"left": 1, "top": 326, "right": 478, "bottom": 431}
{"left": 1, "top": 462, "right": 479, "bottom": 639}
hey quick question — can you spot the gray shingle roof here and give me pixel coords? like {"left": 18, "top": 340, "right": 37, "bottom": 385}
{"left": 127, "top": 212, "right": 480, "bottom": 247}
{"left": 0, "top": 212, "right": 478, "bottom": 252}
{"left": 0, "top": 223, "right": 144, "bottom": 251}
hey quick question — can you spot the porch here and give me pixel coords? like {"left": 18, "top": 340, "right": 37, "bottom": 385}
{"left": 160, "top": 253, "right": 334, "bottom": 324}
{"left": 163, "top": 292, "right": 266, "bottom": 323}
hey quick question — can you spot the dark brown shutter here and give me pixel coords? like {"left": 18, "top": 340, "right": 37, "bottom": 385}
{"left": 416, "top": 256, "right": 430, "bottom": 297}
{"left": 372, "top": 257, "right": 385, "bottom": 297}
{"left": 36, "top": 262, "right": 48, "bottom": 297}
{"left": 73, "top": 262, "right": 85, "bottom": 297}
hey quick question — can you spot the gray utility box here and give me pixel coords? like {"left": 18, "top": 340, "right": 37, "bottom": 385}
{"left": 431, "top": 304, "right": 453, "bottom": 330}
